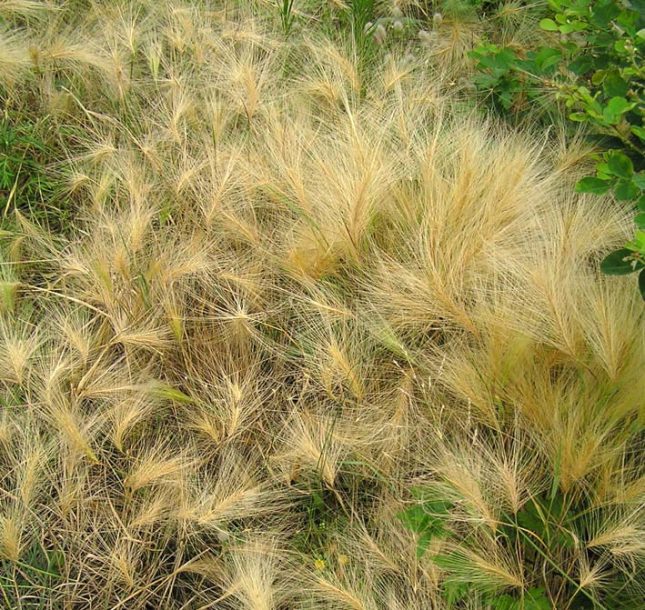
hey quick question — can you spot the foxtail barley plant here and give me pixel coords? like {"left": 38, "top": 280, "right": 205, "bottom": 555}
{"left": 0, "top": 1, "right": 642, "bottom": 608}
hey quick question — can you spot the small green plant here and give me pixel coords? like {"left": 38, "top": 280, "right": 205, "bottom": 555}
{"left": 398, "top": 488, "right": 555, "bottom": 608}
{"left": 278, "top": 0, "right": 296, "bottom": 37}
{"left": 398, "top": 487, "right": 453, "bottom": 559}
{"left": 0, "top": 540, "right": 64, "bottom": 609}
{"left": 399, "top": 485, "right": 640, "bottom": 609}
{"left": 348, "top": 0, "right": 377, "bottom": 56}
{"left": 0, "top": 115, "right": 64, "bottom": 230}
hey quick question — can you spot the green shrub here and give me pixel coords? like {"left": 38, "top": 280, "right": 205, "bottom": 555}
{"left": 469, "top": 0, "right": 645, "bottom": 297}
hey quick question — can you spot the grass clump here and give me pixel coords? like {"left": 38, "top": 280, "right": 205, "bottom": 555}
{"left": 0, "top": 1, "right": 643, "bottom": 609}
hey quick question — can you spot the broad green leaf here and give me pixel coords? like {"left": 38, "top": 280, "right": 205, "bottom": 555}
{"left": 532, "top": 47, "right": 562, "bottom": 73}
{"left": 636, "top": 213, "right": 645, "bottom": 229}
{"left": 546, "top": 492, "right": 567, "bottom": 521}
{"left": 614, "top": 39, "right": 632, "bottom": 54}
{"left": 606, "top": 151, "right": 634, "bottom": 178}
{"left": 603, "top": 96, "right": 636, "bottom": 124}
{"left": 568, "top": 55, "right": 593, "bottom": 75}
{"left": 564, "top": 20, "right": 587, "bottom": 33}
{"left": 473, "top": 73, "right": 501, "bottom": 89}
{"left": 591, "top": 0, "right": 621, "bottom": 26}
{"left": 616, "top": 9, "right": 639, "bottom": 34}
{"left": 575, "top": 176, "right": 611, "bottom": 194}
{"left": 591, "top": 70, "right": 606, "bottom": 86}
{"left": 626, "top": 230, "right": 645, "bottom": 253}
{"left": 553, "top": 527, "right": 576, "bottom": 549}
{"left": 475, "top": 47, "right": 517, "bottom": 72}
{"left": 539, "top": 18, "right": 559, "bottom": 31}
{"left": 615, "top": 179, "right": 639, "bottom": 201}
{"left": 492, "top": 48, "right": 518, "bottom": 71}
{"left": 499, "top": 89, "right": 515, "bottom": 110}
{"left": 596, "top": 162, "right": 612, "bottom": 180}
{"left": 600, "top": 248, "right": 641, "bottom": 275}
{"left": 525, "top": 587, "right": 552, "bottom": 610}
{"left": 517, "top": 499, "right": 545, "bottom": 536}
{"left": 632, "top": 172, "right": 645, "bottom": 190}
{"left": 398, "top": 505, "right": 430, "bottom": 533}
{"left": 602, "top": 72, "right": 629, "bottom": 97}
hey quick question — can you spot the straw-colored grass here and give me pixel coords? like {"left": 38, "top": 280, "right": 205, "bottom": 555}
{"left": 0, "top": 1, "right": 642, "bottom": 608}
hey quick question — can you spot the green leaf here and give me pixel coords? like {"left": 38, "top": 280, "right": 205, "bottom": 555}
{"left": 546, "top": 492, "right": 567, "bottom": 521}
{"left": 596, "top": 162, "right": 612, "bottom": 180}
{"left": 442, "top": 580, "right": 470, "bottom": 605}
{"left": 616, "top": 9, "right": 639, "bottom": 34}
{"left": 636, "top": 213, "right": 645, "bottom": 229}
{"left": 568, "top": 55, "right": 593, "bottom": 75}
{"left": 149, "top": 383, "right": 194, "bottom": 404}
{"left": 474, "top": 47, "right": 517, "bottom": 72}
{"left": 559, "top": 23, "right": 577, "bottom": 33}
{"left": 575, "top": 176, "right": 611, "bottom": 194}
{"left": 499, "top": 88, "right": 516, "bottom": 110}
{"left": 416, "top": 530, "right": 434, "bottom": 557}
{"left": 525, "top": 587, "right": 552, "bottom": 610}
{"left": 493, "top": 48, "right": 518, "bottom": 71}
{"left": 398, "top": 505, "right": 430, "bottom": 533}
{"left": 600, "top": 248, "right": 641, "bottom": 275}
{"left": 639, "top": 269, "right": 645, "bottom": 300}
{"left": 632, "top": 125, "right": 645, "bottom": 142}
{"left": 539, "top": 18, "right": 559, "bottom": 31}
{"left": 591, "top": 0, "right": 620, "bottom": 26}
{"left": 489, "top": 594, "right": 519, "bottom": 610}
{"left": 517, "top": 499, "right": 545, "bottom": 536}
{"left": 602, "top": 72, "right": 629, "bottom": 97}
{"left": 531, "top": 47, "right": 562, "bottom": 73}
{"left": 423, "top": 499, "right": 453, "bottom": 516}
{"left": 606, "top": 151, "right": 634, "bottom": 178}
{"left": 626, "top": 230, "right": 645, "bottom": 253}
{"left": 473, "top": 73, "right": 501, "bottom": 89}
{"left": 615, "top": 179, "right": 639, "bottom": 201}
{"left": 603, "top": 97, "right": 636, "bottom": 124}
{"left": 632, "top": 172, "right": 645, "bottom": 190}
{"left": 614, "top": 39, "right": 628, "bottom": 54}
